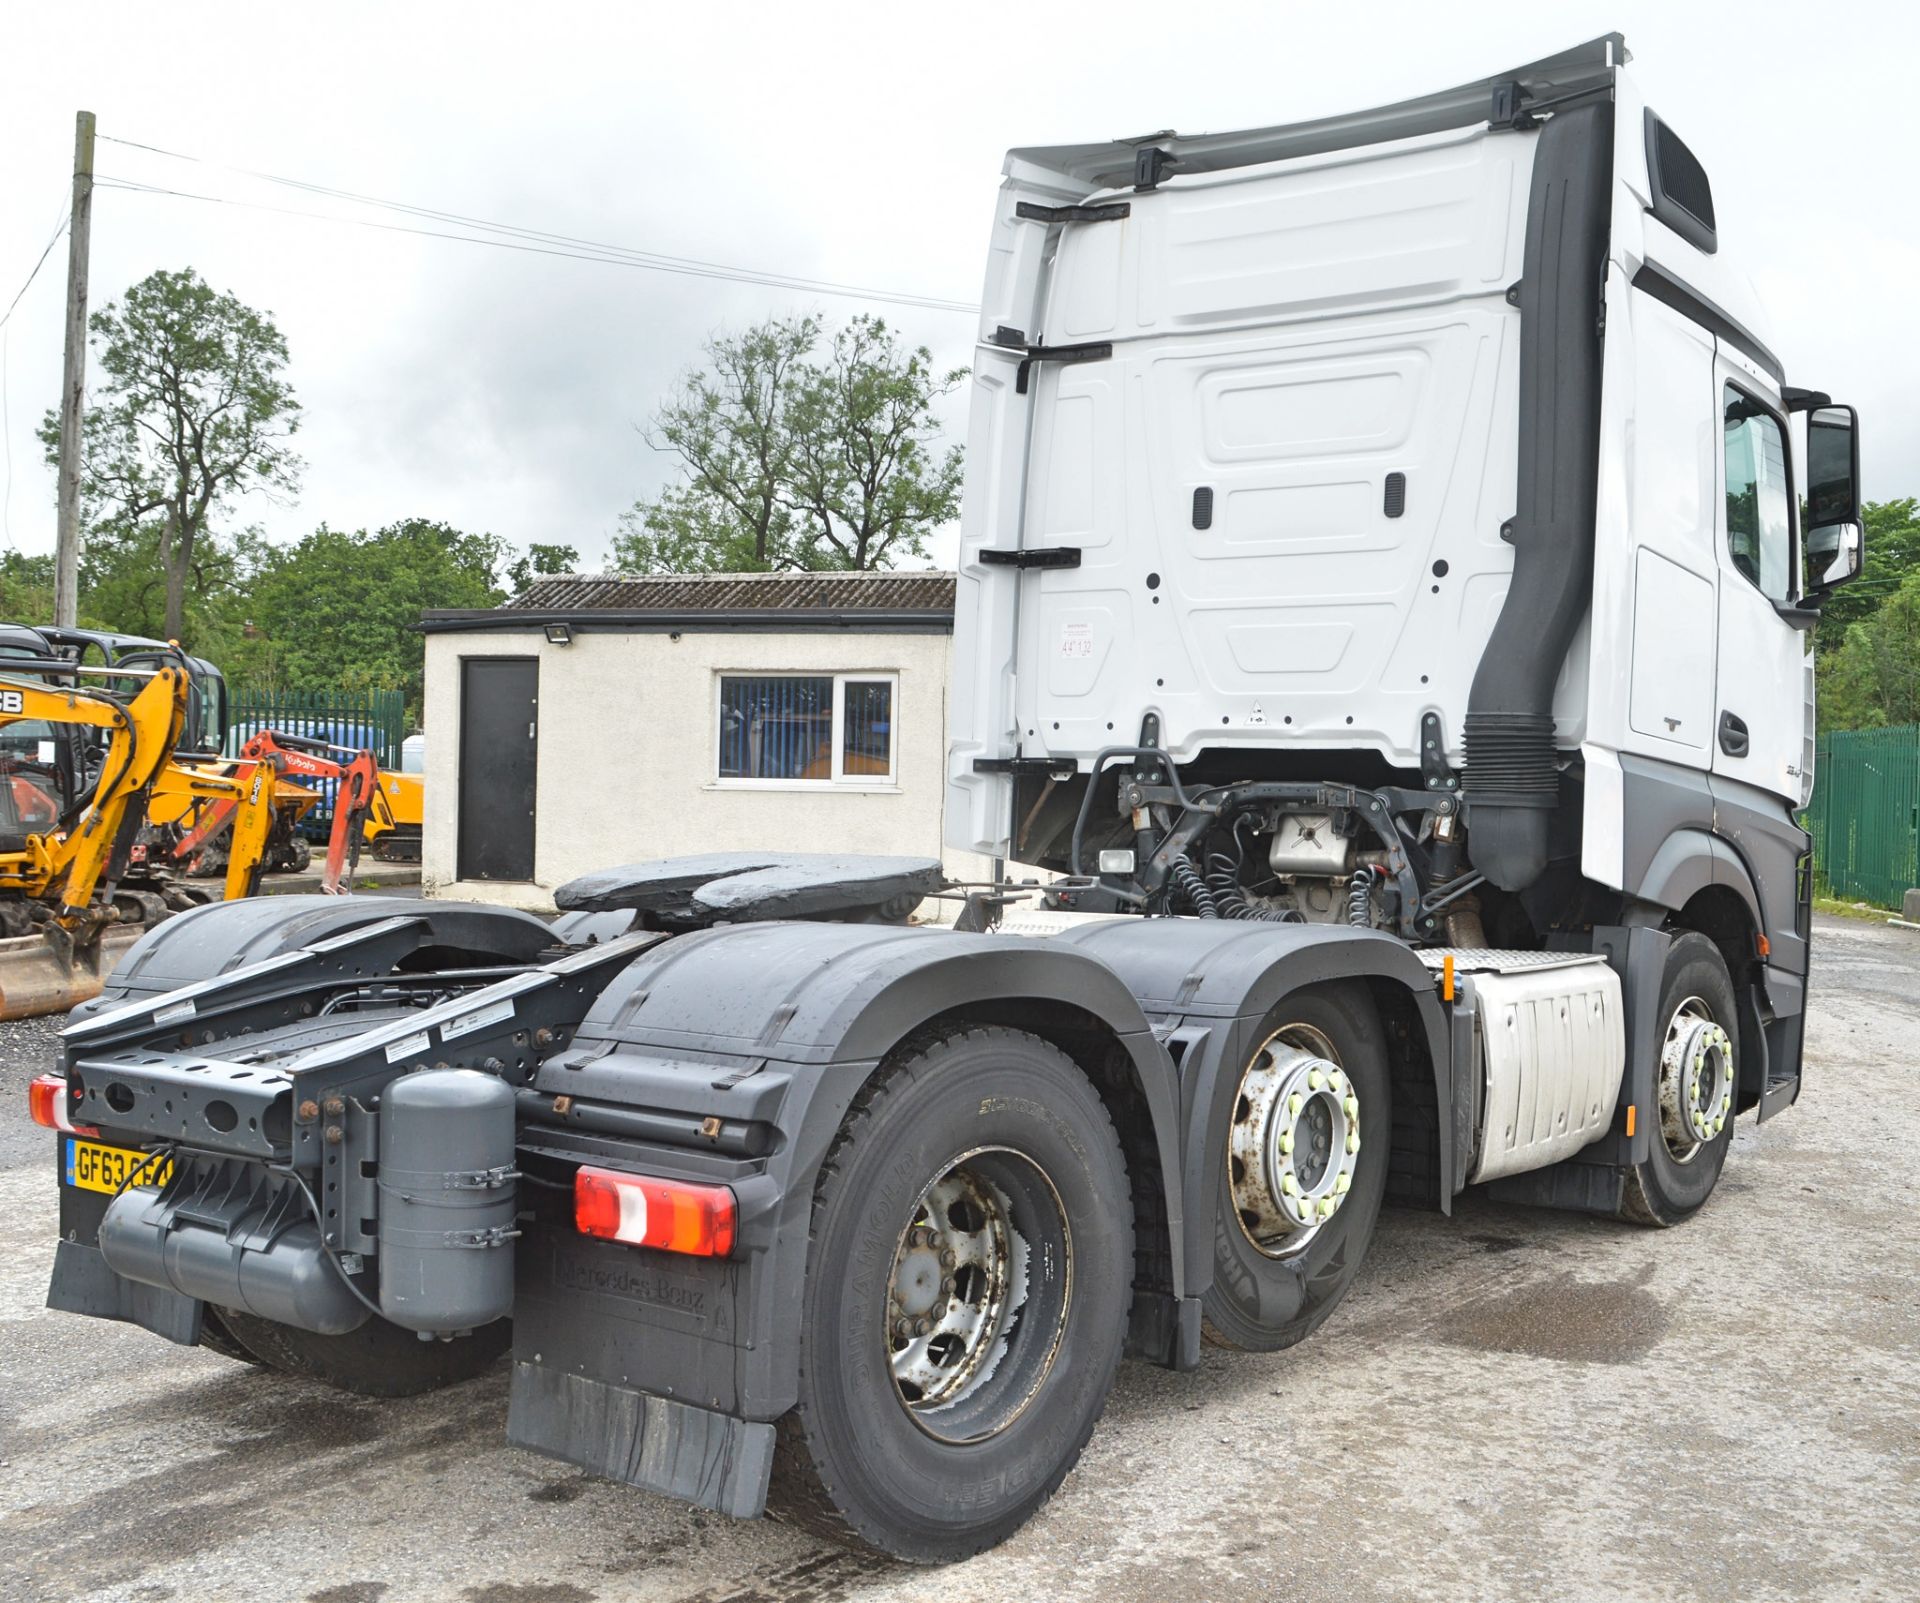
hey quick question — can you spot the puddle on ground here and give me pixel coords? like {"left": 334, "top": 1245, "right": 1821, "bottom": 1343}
{"left": 1430, "top": 1271, "right": 1670, "bottom": 1364}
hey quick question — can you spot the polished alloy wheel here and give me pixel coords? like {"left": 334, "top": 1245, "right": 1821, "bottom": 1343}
{"left": 886, "top": 1146, "right": 1072, "bottom": 1443}
{"left": 1227, "top": 1022, "right": 1359, "bottom": 1257}
{"left": 1659, "top": 995, "right": 1733, "bottom": 1163}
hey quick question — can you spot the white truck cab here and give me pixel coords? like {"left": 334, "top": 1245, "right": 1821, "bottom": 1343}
{"left": 948, "top": 34, "right": 1862, "bottom": 1137}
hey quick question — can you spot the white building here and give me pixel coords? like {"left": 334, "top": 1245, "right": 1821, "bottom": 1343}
{"left": 417, "top": 571, "right": 984, "bottom": 911}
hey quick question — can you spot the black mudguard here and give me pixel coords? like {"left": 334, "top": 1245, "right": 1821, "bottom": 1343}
{"left": 1045, "top": 918, "right": 1455, "bottom": 1282}
{"left": 505, "top": 918, "right": 1181, "bottom": 1513}
{"left": 76, "top": 894, "right": 555, "bottom": 1018}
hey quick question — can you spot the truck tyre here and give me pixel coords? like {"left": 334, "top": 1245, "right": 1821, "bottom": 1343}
{"left": 1619, "top": 931, "right": 1739, "bottom": 1227}
{"left": 196, "top": 1306, "right": 265, "bottom": 1366}
{"left": 768, "top": 1026, "right": 1132, "bottom": 1562}
{"left": 215, "top": 1308, "right": 511, "bottom": 1397}
{"left": 1201, "top": 982, "right": 1391, "bottom": 1353}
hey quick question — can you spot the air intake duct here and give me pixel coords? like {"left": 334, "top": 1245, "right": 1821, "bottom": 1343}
{"left": 1464, "top": 96, "right": 1614, "bottom": 892}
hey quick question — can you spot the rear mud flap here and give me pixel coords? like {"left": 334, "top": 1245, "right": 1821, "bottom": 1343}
{"left": 46, "top": 1237, "right": 202, "bottom": 1346}
{"left": 507, "top": 1360, "right": 774, "bottom": 1518}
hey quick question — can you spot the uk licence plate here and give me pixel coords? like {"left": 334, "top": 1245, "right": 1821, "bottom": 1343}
{"left": 64, "top": 1137, "right": 173, "bottom": 1194}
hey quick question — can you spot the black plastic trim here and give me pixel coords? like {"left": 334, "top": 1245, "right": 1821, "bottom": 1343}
{"left": 1643, "top": 109, "right": 1717, "bottom": 255}
{"left": 1015, "top": 200, "right": 1131, "bottom": 225}
{"left": 1631, "top": 261, "right": 1784, "bottom": 384}
{"left": 1464, "top": 97, "right": 1614, "bottom": 892}
{"left": 978, "top": 546, "right": 1083, "bottom": 570}
{"left": 1015, "top": 340, "right": 1114, "bottom": 396}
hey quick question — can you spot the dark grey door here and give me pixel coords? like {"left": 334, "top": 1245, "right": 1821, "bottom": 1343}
{"left": 457, "top": 657, "right": 537, "bottom": 881}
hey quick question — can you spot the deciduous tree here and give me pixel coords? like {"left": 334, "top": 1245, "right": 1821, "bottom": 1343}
{"left": 40, "top": 267, "right": 302, "bottom": 642}
{"left": 614, "top": 314, "right": 962, "bottom": 573}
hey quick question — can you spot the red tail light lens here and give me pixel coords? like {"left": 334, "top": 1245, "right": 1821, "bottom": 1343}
{"left": 574, "top": 1167, "right": 736, "bottom": 1258}
{"left": 28, "top": 1073, "right": 98, "bottom": 1136}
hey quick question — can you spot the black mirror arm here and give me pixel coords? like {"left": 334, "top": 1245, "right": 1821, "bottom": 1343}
{"left": 1774, "top": 599, "right": 1822, "bottom": 632}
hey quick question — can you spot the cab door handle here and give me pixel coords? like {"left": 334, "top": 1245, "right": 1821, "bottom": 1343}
{"left": 1719, "top": 711, "right": 1749, "bottom": 758}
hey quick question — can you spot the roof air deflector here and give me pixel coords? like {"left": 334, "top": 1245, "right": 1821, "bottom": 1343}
{"left": 1007, "top": 33, "right": 1628, "bottom": 193}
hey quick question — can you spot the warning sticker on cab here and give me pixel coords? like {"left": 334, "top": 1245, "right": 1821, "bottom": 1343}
{"left": 384, "top": 1030, "right": 432, "bottom": 1064}
{"left": 441, "top": 997, "right": 515, "bottom": 1041}
{"left": 1059, "top": 620, "right": 1095, "bottom": 659}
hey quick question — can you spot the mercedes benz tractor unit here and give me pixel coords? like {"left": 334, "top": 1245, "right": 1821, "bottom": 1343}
{"left": 32, "top": 35, "right": 1864, "bottom": 1563}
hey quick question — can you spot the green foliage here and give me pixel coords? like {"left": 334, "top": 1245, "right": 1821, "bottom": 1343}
{"left": 1814, "top": 498, "right": 1920, "bottom": 649}
{"left": 784, "top": 317, "right": 966, "bottom": 571}
{"left": 618, "top": 315, "right": 818, "bottom": 573}
{"left": 77, "top": 522, "right": 269, "bottom": 659}
{"left": 506, "top": 541, "right": 580, "bottom": 596}
{"left": 1815, "top": 500, "right": 1920, "bottom": 731}
{"left": 231, "top": 519, "right": 507, "bottom": 719}
{"left": 616, "top": 313, "right": 963, "bottom": 573}
{"left": 0, "top": 550, "right": 58, "bottom": 624}
{"left": 40, "top": 267, "right": 302, "bottom": 643}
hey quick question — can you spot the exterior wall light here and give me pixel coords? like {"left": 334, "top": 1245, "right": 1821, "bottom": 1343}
{"left": 544, "top": 622, "right": 574, "bottom": 646}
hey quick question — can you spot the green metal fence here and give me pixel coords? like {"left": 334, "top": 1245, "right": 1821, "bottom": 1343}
{"left": 227, "top": 686, "right": 408, "bottom": 838}
{"left": 227, "top": 686, "right": 406, "bottom": 766}
{"left": 1805, "top": 723, "right": 1920, "bottom": 909}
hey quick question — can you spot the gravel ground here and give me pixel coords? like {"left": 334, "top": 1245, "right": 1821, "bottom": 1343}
{"left": 0, "top": 914, "right": 1914, "bottom": 1603}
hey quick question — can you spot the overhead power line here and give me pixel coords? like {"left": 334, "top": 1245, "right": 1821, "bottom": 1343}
{"left": 0, "top": 205, "right": 71, "bottom": 334}
{"left": 94, "top": 134, "right": 979, "bottom": 315}
{"left": 2, "top": 199, "right": 74, "bottom": 550}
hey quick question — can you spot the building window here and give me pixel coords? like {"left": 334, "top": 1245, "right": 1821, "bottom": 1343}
{"left": 716, "top": 673, "right": 897, "bottom": 786}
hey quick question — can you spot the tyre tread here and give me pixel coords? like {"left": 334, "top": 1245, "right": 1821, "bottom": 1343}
{"left": 766, "top": 1025, "right": 1130, "bottom": 1560}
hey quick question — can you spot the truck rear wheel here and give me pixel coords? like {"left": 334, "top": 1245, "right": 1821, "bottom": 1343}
{"left": 1619, "top": 931, "right": 1739, "bottom": 1227}
{"left": 769, "top": 1026, "right": 1133, "bottom": 1562}
{"left": 196, "top": 1306, "right": 266, "bottom": 1366}
{"left": 216, "top": 1308, "right": 511, "bottom": 1397}
{"left": 1202, "top": 982, "right": 1391, "bottom": 1353}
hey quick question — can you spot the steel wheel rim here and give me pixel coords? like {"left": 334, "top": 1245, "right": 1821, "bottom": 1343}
{"left": 885, "top": 1144, "right": 1072, "bottom": 1444}
{"left": 1228, "top": 1022, "right": 1359, "bottom": 1258}
{"left": 1659, "top": 995, "right": 1733, "bottom": 1164}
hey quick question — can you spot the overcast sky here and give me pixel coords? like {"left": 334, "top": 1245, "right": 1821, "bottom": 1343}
{"left": 1, "top": 1, "right": 1913, "bottom": 578}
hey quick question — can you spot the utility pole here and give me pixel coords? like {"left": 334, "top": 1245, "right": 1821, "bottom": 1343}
{"left": 53, "top": 110, "right": 95, "bottom": 629}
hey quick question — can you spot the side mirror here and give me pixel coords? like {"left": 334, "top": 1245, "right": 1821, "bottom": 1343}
{"left": 1805, "top": 403, "right": 1863, "bottom": 595}
{"left": 1806, "top": 403, "right": 1860, "bottom": 526}
{"left": 1808, "top": 519, "right": 1864, "bottom": 591}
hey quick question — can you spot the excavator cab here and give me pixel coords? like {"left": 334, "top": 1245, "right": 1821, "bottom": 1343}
{"left": 0, "top": 625, "right": 91, "bottom": 850}
{"left": 37, "top": 627, "right": 229, "bottom": 756}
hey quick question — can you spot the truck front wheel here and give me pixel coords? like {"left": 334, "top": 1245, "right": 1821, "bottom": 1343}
{"left": 769, "top": 1026, "right": 1133, "bottom": 1562}
{"left": 1202, "top": 982, "right": 1391, "bottom": 1352}
{"left": 1619, "top": 931, "right": 1739, "bottom": 1226}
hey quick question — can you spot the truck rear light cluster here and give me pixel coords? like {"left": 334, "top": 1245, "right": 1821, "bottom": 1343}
{"left": 574, "top": 1166, "right": 735, "bottom": 1258}
{"left": 28, "top": 1073, "right": 98, "bottom": 1136}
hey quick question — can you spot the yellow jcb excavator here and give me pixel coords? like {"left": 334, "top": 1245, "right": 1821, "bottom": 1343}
{"left": 0, "top": 659, "right": 283, "bottom": 1017}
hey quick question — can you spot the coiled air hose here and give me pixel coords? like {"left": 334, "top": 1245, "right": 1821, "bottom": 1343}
{"left": 1169, "top": 856, "right": 1218, "bottom": 918}
{"left": 1347, "top": 866, "right": 1378, "bottom": 928}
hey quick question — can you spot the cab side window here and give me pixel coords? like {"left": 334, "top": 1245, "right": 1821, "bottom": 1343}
{"left": 1723, "top": 386, "right": 1794, "bottom": 601}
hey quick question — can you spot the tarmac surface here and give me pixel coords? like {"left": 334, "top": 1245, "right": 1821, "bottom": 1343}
{"left": 0, "top": 913, "right": 1913, "bottom": 1603}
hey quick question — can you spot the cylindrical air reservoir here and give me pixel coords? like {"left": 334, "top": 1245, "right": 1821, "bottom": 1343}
{"left": 377, "top": 1068, "right": 518, "bottom": 1335}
